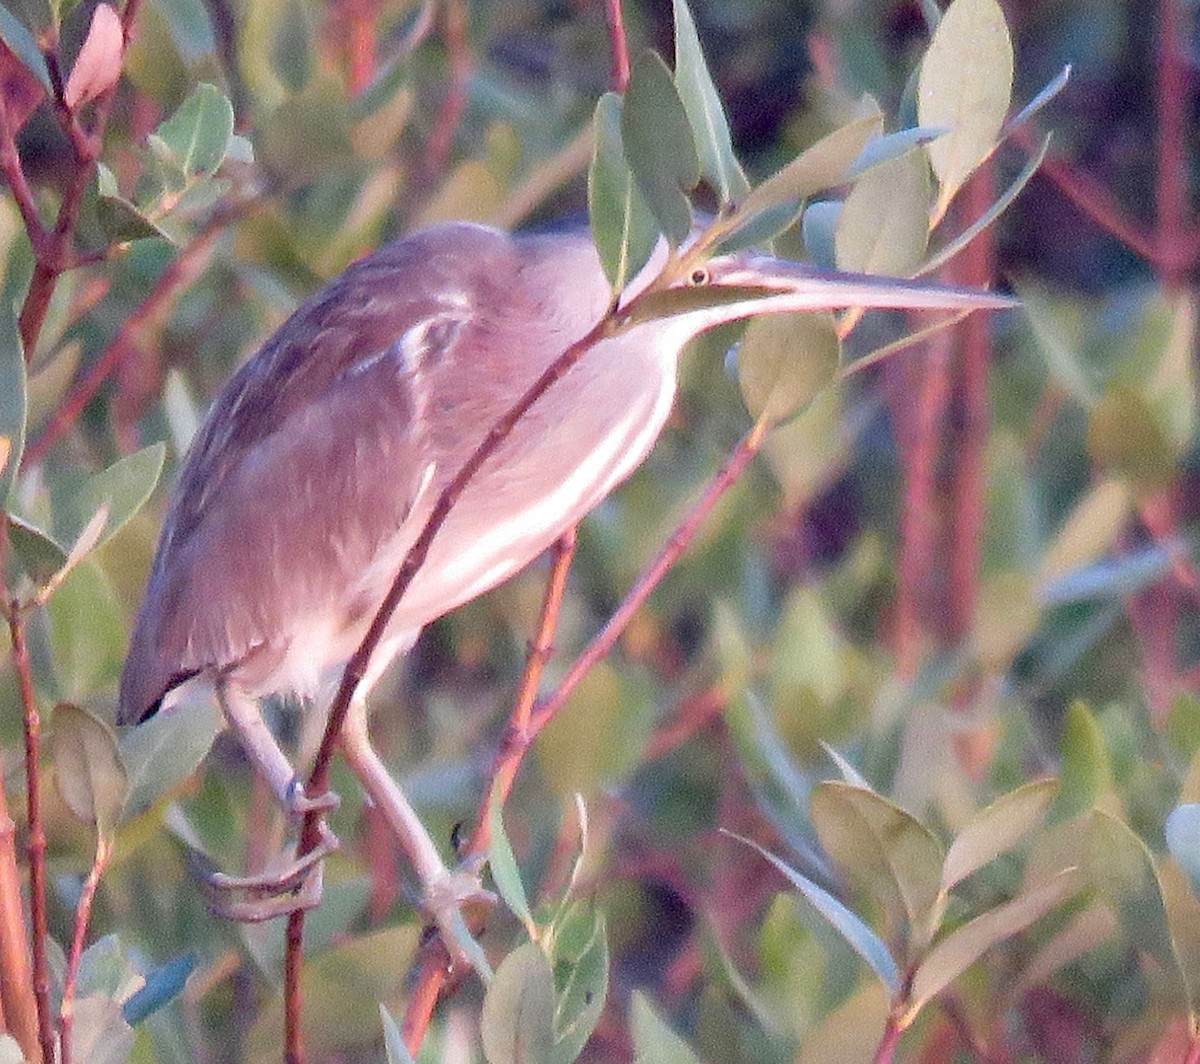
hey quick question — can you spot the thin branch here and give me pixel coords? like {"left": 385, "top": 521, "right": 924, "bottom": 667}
{"left": 1017, "top": 130, "right": 1156, "bottom": 263}
{"left": 422, "top": 0, "right": 470, "bottom": 180}
{"left": 0, "top": 761, "right": 37, "bottom": 1061}
{"left": 1154, "top": 0, "right": 1191, "bottom": 288}
{"left": 531, "top": 418, "right": 767, "bottom": 734}
{"left": 605, "top": 0, "right": 631, "bottom": 93}
{"left": 23, "top": 199, "right": 249, "bottom": 466}
{"left": 59, "top": 840, "right": 110, "bottom": 1064}
{"left": 464, "top": 529, "right": 577, "bottom": 857}
{"left": 872, "top": 1013, "right": 903, "bottom": 1064}
{"left": 6, "top": 605, "right": 55, "bottom": 1064}
{"left": 0, "top": 96, "right": 48, "bottom": 255}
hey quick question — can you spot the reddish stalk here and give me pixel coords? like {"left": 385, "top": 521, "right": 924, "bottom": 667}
{"left": 1154, "top": 0, "right": 1190, "bottom": 289}
{"left": 531, "top": 419, "right": 767, "bottom": 734}
{"left": 948, "top": 162, "right": 996, "bottom": 641}
{"left": 890, "top": 331, "right": 953, "bottom": 676}
{"left": 59, "top": 843, "right": 110, "bottom": 1064}
{"left": 6, "top": 607, "right": 55, "bottom": 1064}
{"left": 0, "top": 764, "right": 36, "bottom": 1060}
{"left": 465, "top": 528, "right": 578, "bottom": 856}
{"left": 24, "top": 203, "right": 244, "bottom": 467}
{"left": 872, "top": 1013, "right": 903, "bottom": 1064}
{"left": 605, "top": 0, "right": 631, "bottom": 93}
{"left": 423, "top": 0, "right": 471, "bottom": 179}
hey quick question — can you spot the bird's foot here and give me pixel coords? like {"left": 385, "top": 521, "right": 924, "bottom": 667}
{"left": 199, "top": 820, "right": 340, "bottom": 922}
{"left": 422, "top": 862, "right": 497, "bottom": 973}
{"left": 284, "top": 776, "right": 341, "bottom": 817}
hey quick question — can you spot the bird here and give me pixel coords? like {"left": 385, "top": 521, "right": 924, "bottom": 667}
{"left": 117, "top": 219, "right": 1014, "bottom": 935}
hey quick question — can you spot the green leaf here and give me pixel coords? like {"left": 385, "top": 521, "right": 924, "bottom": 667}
{"left": 1165, "top": 804, "right": 1200, "bottom": 899}
{"left": 809, "top": 781, "right": 945, "bottom": 949}
{"left": 630, "top": 991, "right": 703, "bottom": 1064}
{"left": 671, "top": 0, "right": 748, "bottom": 205}
{"left": 917, "top": 0, "right": 1014, "bottom": 223}
{"left": 588, "top": 92, "right": 658, "bottom": 293}
{"left": 620, "top": 51, "right": 699, "bottom": 245}
{"left": 7, "top": 513, "right": 67, "bottom": 585}
{"left": 725, "top": 831, "right": 902, "bottom": 996}
{"left": 0, "top": 4, "right": 52, "bottom": 91}
{"left": 835, "top": 149, "right": 930, "bottom": 278}
{"left": 549, "top": 903, "right": 608, "bottom": 1064}
{"left": 1050, "top": 701, "right": 1112, "bottom": 822}
{"left": 488, "top": 791, "right": 533, "bottom": 928}
{"left": 51, "top": 702, "right": 129, "bottom": 838}
{"left": 0, "top": 303, "right": 26, "bottom": 502}
{"left": 45, "top": 559, "right": 125, "bottom": 699}
{"left": 1087, "top": 810, "right": 1179, "bottom": 974}
{"left": 119, "top": 697, "right": 221, "bottom": 820}
{"left": 1087, "top": 382, "right": 1178, "bottom": 495}
{"left": 1159, "top": 859, "right": 1200, "bottom": 1016}
{"left": 380, "top": 1005, "right": 417, "bottom": 1064}
{"left": 733, "top": 108, "right": 883, "bottom": 229}
{"left": 847, "top": 126, "right": 947, "bottom": 178}
{"left": 154, "top": 83, "right": 234, "bottom": 178}
{"left": 941, "top": 780, "right": 1059, "bottom": 893}
{"left": 737, "top": 311, "right": 840, "bottom": 426}
{"left": 96, "top": 193, "right": 170, "bottom": 245}
{"left": 907, "top": 869, "right": 1082, "bottom": 1017}
{"left": 65, "top": 442, "right": 166, "bottom": 553}
{"left": 481, "top": 943, "right": 556, "bottom": 1064}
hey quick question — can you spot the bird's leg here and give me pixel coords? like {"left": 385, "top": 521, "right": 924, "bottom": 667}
{"left": 340, "top": 694, "right": 495, "bottom": 968}
{"left": 202, "top": 681, "right": 341, "bottom": 920}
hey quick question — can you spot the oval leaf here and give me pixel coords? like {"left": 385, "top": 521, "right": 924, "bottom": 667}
{"left": 917, "top": 0, "right": 1013, "bottom": 222}
{"left": 672, "top": 0, "right": 748, "bottom": 205}
{"left": 620, "top": 51, "right": 699, "bottom": 245}
{"left": 908, "top": 868, "right": 1082, "bottom": 1017}
{"left": 549, "top": 903, "right": 608, "bottom": 1064}
{"left": 66, "top": 442, "right": 166, "bottom": 553}
{"left": 1087, "top": 809, "right": 1178, "bottom": 973}
{"left": 941, "top": 779, "right": 1059, "bottom": 893}
{"left": 481, "top": 943, "right": 556, "bottom": 1064}
{"left": 809, "top": 781, "right": 945, "bottom": 949}
{"left": 738, "top": 311, "right": 840, "bottom": 426}
{"left": 119, "top": 696, "right": 221, "bottom": 820}
{"left": 835, "top": 149, "right": 930, "bottom": 279}
{"left": 52, "top": 702, "right": 129, "bottom": 837}
{"left": 588, "top": 92, "right": 658, "bottom": 293}
{"left": 734, "top": 107, "right": 883, "bottom": 227}
{"left": 155, "top": 83, "right": 234, "bottom": 178}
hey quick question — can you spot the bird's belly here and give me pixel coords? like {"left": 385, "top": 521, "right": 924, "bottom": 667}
{"left": 365, "top": 356, "right": 678, "bottom": 632}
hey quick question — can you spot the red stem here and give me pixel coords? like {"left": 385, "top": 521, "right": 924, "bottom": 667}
{"left": 1155, "top": 0, "right": 1190, "bottom": 289}
{"left": 948, "top": 162, "right": 996, "bottom": 640}
{"left": 7, "top": 609, "right": 56, "bottom": 1064}
{"left": 59, "top": 844, "right": 109, "bottom": 1064}
{"left": 605, "top": 0, "right": 630, "bottom": 93}
{"left": 872, "top": 1014, "right": 903, "bottom": 1064}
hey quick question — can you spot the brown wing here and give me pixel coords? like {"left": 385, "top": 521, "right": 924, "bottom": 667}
{"left": 118, "top": 224, "right": 524, "bottom": 723}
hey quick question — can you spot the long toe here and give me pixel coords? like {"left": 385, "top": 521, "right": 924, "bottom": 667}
{"left": 424, "top": 865, "right": 498, "bottom": 973}
{"left": 206, "top": 864, "right": 325, "bottom": 923}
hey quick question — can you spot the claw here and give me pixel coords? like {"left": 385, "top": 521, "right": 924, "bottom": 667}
{"left": 194, "top": 821, "right": 339, "bottom": 921}
{"left": 285, "top": 777, "right": 340, "bottom": 817}
{"left": 423, "top": 863, "right": 497, "bottom": 972}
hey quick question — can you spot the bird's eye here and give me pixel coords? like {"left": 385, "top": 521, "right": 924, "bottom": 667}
{"left": 688, "top": 266, "right": 711, "bottom": 286}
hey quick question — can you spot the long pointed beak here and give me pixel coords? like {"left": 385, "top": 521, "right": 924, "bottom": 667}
{"left": 733, "top": 254, "right": 1018, "bottom": 313}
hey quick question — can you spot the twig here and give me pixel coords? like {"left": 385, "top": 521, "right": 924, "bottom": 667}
{"left": 464, "top": 529, "right": 577, "bottom": 856}
{"left": 23, "top": 200, "right": 248, "bottom": 466}
{"left": 948, "top": 163, "right": 996, "bottom": 641}
{"left": 422, "top": 0, "right": 470, "bottom": 180}
{"left": 0, "top": 96, "right": 48, "bottom": 255}
{"left": 531, "top": 418, "right": 767, "bottom": 734}
{"left": 872, "top": 1013, "right": 903, "bottom": 1064}
{"left": 0, "top": 758, "right": 36, "bottom": 1061}
{"left": 605, "top": 0, "right": 631, "bottom": 93}
{"left": 5, "top": 604, "right": 56, "bottom": 1064}
{"left": 59, "top": 841, "right": 110, "bottom": 1064}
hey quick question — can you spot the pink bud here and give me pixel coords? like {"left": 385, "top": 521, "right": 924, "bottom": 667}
{"left": 64, "top": 3, "right": 123, "bottom": 111}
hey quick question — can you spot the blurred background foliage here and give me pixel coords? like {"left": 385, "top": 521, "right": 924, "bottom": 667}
{"left": 1, "top": 0, "right": 1199, "bottom": 1062}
